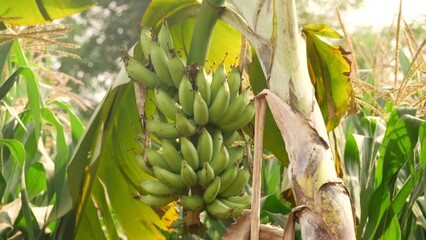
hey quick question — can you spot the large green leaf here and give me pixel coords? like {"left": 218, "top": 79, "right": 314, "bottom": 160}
{"left": 0, "top": 41, "right": 13, "bottom": 78}
{"left": 52, "top": 100, "right": 85, "bottom": 146}
{"left": 57, "top": 70, "right": 170, "bottom": 239}
{"left": 0, "top": 0, "right": 96, "bottom": 26}
{"left": 248, "top": 48, "right": 288, "bottom": 165}
{"left": 302, "top": 24, "right": 355, "bottom": 131}
{"left": 363, "top": 108, "right": 424, "bottom": 239}
{"left": 142, "top": 0, "right": 198, "bottom": 30}
{"left": 12, "top": 41, "right": 42, "bottom": 141}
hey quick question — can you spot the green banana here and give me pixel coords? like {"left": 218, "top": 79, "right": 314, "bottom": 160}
{"left": 140, "top": 194, "right": 178, "bottom": 207}
{"left": 218, "top": 101, "right": 255, "bottom": 132}
{"left": 180, "top": 160, "right": 198, "bottom": 188}
{"left": 154, "top": 88, "right": 179, "bottom": 120}
{"left": 178, "top": 74, "right": 195, "bottom": 116}
{"left": 168, "top": 52, "right": 186, "bottom": 88}
{"left": 133, "top": 40, "right": 145, "bottom": 62}
{"left": 141, "top": 179, "right": 182, "bottom": 196}
{"left": 123, "top": 56, "right": 158, "bottom": 89}
{"left": 211, "top": 130, "right": 224, "bottom": 161}
{"left": 153, "top": 165, "right": 187, "bottom": 190}
{"left": 195, "top": 68, "right": 211, "bottom": 105}
{"left": 215, "top": 90, "right": 249, "bottom": 126}
{"left": 161, "top": 139, "right": 182, "bottom": 173}
{"left": 227, "top": 67, "right": 241, "bottom": 102}
{"left": 210, "top": 145, "right": 229, "bottom": 175}
{"left": 203, "top": 162, "right": 216, "bottom": 185}
{"left": 223, "top": 131, "right": 240, "bottom": 147}
{"left": 219, "top": 168, "right": 250, "bottom": 197}
{"left": 175, "top": 111, "right": 197, "bottom": 137}
{"left": 158, "top": 21, "right": 173, "bottom": 54}
{"left": 210, "top": 62, "right": 226, "bottom": 100}
{"left": 197, "top": 162, "right": 215, "bottom": 187}
{"left": 144, "top": 148, "right": 173, "bottom": 172}
{"left": 220, "top": 195, "right": 250, "bottom": 218}
{"left": 193, "top": 91, "right": 209, "bottom": 126}
{"left": 180, "top": 137, "right": 200, "bottom": 170}
{"left": 135, "top": 154, "right": 154, "bottom": 176}
{"left": 208, "top": 80, "right": 230, "bottom": 123}
{"left": 203, "top": 176, "right": 221, "bottom": 204}
{"left": 181, "top": 195, "right": 205, "bottom": 211}
{"left": 219, "top": 163, "right": 238, "bottom": 192}
{"left": 139, "top": 26, "right": 152, "bottom": 57}
{"left": 223, "top": 193, "right": 251, "bottom": 207}
{"left": 150, "top": 41, "right": 175, "bottom": 87}
{"left": 197, "top": 128, "right": 213, "bottom": 164}
{"left": 145, "top": 119, "right": 180, "bottom": 139}
{"left": 206, "top": 199, "right": 231, "bottom": 219}
{"left": 227, "top": 146, "right": 245, "bottom": 165}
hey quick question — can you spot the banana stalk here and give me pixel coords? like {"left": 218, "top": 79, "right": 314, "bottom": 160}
{"left": 184, "top": 0, "right": 225, "bottom": 231}
{"left": 255, "top": 0, "right": 356, "bottom": 238}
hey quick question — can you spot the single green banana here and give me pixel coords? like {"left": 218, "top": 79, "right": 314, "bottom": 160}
{"left": 180, "top": 160, "right": 198, "bottom": 188}
{"left": 210, "top": 62, "right": 227, "bottom": 100}
{"left": 140, "top": 194, "right": 178, "bottom": 207}
{"left": 218, "top": 101, "right": 255, "bottom": 132}
{"left": 210, "top": 145, "right": 229, "bottom": 176}
{"left": 168, "top": 52, "right": 186, "bottom": 88}
{"left": 206, "top": 198, "right": 231, "bottom": 219}
{"left": 211, "top": 130, "right": 224, "bottom": 161}
{"left": 181, "top": 195, "right": 205, "bottom": 211}
{"left": 161, "top": 140, "right": 182, "bottom": 173}
{"left": 144, "top": 148, "right": 173, "bottom": 172}
{"left": 203, "top": 176, "right": 221, "bottom": 204}
{"left": 193, "top": 91, "right": 209, "bottom": 126}
{"left": 150, "top": 41, "right": 174, "bottom": 87}
{"left": 197, "top": 128, "right": 213, "bottom": 164}
{"left": 180, "top": 137, "right": 200, "bottom": 170}
{"left": 154, "top": 88, "right": 179, "bottom": 120}
{"left": 133, "top": 40, "right": 145, "bottom": 62}
{"left": 220, "top": 195, "right": 250, "bottom": 218}
{"left": 139, "top": 26, "right": 152, "bottom": 57}
{"left": 195, "top": 68, "right": 211, "bottom": 105}
{"left": 178, "top": 74, "right": 195, "bottom": 116}
{"left": 208, "top": 80, "right": 230, "bottom": 123}
{"left": 175, "top": 111, "right": 197, "bottom": 137}
{"left": 197, "top": 162, "right": 215, "bottom": 187}
{"left": 223, "top": 131, "right": 240, "bottom": 147}
{"left": 219, "top": 168, "right": 250, "bottom": 197}
{"left": 158, "top": 20, "right": 173, "bottom": 54}
{"left": 123, "top": 56, "right": 158, "bottom": 89}
{"left": 223, "top": 193, "right": 251, "bottom": 207}
{"left": 145, "top": 119, "right": 180, "bottom": 139}
{"left": 219, "top": 163, "right": 238, "bottom": 192}
{"left": 153, "top": 165, "right": 187, "bottom": 190}
{"left": 227, "top": 67, "right": 241, "bottom": 102}
{"left": 141, "top": 179, "right": 182, "bottom": 196}
{"left": 135, "top": 154, "right": 154, "bottom": 176}
{"left": 214, "top": 90, "right": 249, "bottom": 126}
{"left": 227, "top": 146, "right": 245, "bottom": 165}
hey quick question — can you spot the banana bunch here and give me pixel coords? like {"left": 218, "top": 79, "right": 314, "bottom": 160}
{"left": 126, "top": 22, "right": 253, "bottom": 220}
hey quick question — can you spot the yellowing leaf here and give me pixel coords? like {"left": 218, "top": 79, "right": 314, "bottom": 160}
{"left": 0, "top": 0, "right": 96, "bottom": 26}
{"left": 159, "top": 202, "right": 179, "bottom": 232}
{"left": 303, "top": 24, "right": 356, "bottom": 131}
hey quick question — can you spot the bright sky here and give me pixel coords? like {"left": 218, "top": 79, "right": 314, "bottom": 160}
{"left": 344, "top": 0, "right": 426, "bottom": 32}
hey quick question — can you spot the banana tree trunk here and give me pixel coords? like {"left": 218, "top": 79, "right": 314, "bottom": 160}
{"left": 267, "top": 0, "right": 356, "bottom": 238}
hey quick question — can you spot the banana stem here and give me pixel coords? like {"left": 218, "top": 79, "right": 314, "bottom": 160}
{"left": 185, "top": 186, "right": 202, "bottom": 233}
{"left": 187, "top": 0, "right": 225, "bottom": 65}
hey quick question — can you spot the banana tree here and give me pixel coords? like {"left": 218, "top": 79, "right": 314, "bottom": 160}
{"left": 49, "top": 0, "right": 357, "bottom": 239}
